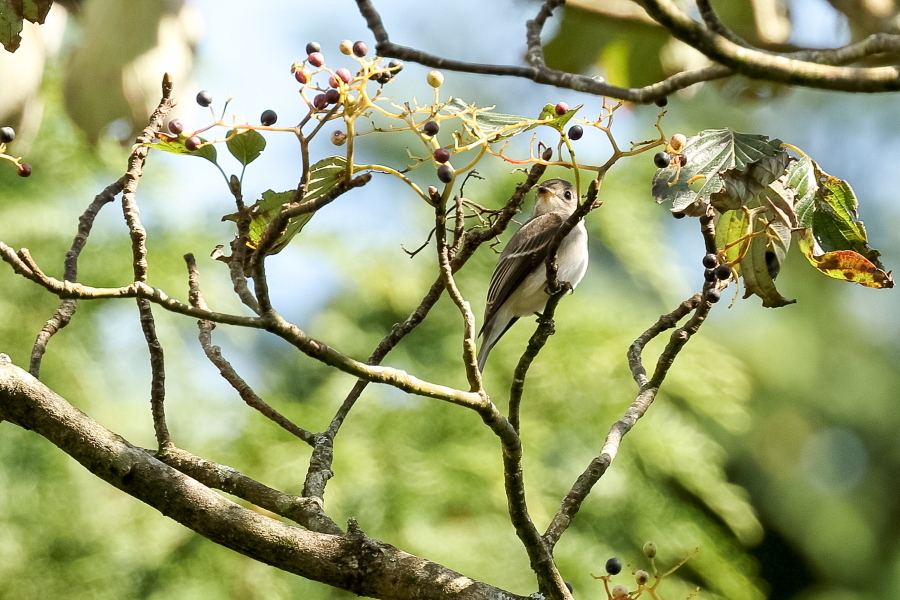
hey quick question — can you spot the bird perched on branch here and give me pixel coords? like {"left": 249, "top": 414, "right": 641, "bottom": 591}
{"left": 477, "top": 178, "right": 589, "bottom": 370}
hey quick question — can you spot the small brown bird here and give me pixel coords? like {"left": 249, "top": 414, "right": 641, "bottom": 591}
{"left": 478, "top": 179, "right": 589, "bottom": 370}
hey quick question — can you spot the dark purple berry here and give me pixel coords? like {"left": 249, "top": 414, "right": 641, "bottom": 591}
{"left": 654, "top": 151, "right": 671, "bottom": 169}
{"left": 655, "top": 96, "right": 668, "bottom": 107}
{"left": 423, "top": 121, "right": 440, "bottom": 136}
{"left": 715, "top": 264, "right": 732, "bottom": 280}
{"left": 565, "top": 582, "right": 573, "bottom": 593}
{"left": 305, "top": 41, "right": 321, "bottom": 55}
{"left": 307, "top": 52, "right": 325, "bottom": 67}
{"left": 196, "top": 90, "right": 213, "bottom": 107}
{"left": 260, "top": 109, "right": 278, "bottom": 126}
{"left": 672, "top": 211, "right": 686, "bottom": 219}
{"left": 185, "top": 136, "right": 202, "bottom": 151}
{"left": 324, "top": 88, "right": 340, "bottom": 104}
{"left": 167, "top": 119, "right": 184, "bottom": 135}
{"left": 555, "top": 102, "right": 569, "bottom": 116}
{"left": 433, "top": 148, "right": 450, "bottom": 163}
{"left": 352, "top": 40, "right": 368, "bottom": 57}
{"left": 388, "top": 59, "right": 403, "bottom": 73}
{"left": 568, "top": 125, "right": 584, "bottom": 140}
{"left": 313, "top": 94, "right": 328, "bottom": 110}
{"left": 677, "top": 154, "right": 688, "bottom": 167}
{"left": 606, "top": 557, "right": 623, "bottom": 575}
{"left": 336, "top": 67, "right": 352, "bottom": 83}
{"left": 706, "top": 288, "right": 722, "bottom": 303}
{"left": 17, "top": 163, "right": 31, "bottom": 177}
{"left": 0, "top": 126, "right": 15, "bottom": 143}
{"left": 702, "top": 253, "right": 717, "bottom": 269}
{"left": 704, "top": 268, "right": 716, "bottom": 282}
{"left": 437, "top": 164, "right": 454, "bottom": 183}
{"left": 376, "top": 72, "right": 391, "bottom": 84}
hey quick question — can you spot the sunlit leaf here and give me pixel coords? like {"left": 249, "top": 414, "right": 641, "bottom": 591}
{"left": 0, "top": 0, "right": 25, "bottom": 52}
{"left": 145, "top": 135, "right": 218, "bottom": 164}
{"left": 652, "top": 128, "right": 785, "bottom": 214}
{"left": 224, "top": 156, "right": 347, "bottom": 255}
{"left": 715, "top": 181, "right": 796, "bottom": 307}
{"left": 226, "top": 129, "right": 266, "bottom": 166}
{"left": 797, "top": 232, "right": 893, "bottom": 288}
{"left": 537, "top": 103, "right": 582, "bottom": 129}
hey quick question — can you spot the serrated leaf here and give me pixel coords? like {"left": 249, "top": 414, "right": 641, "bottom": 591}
{"left": 145, "top": 135, "right": 218, "bottom": 164}
{"left": 784, "top": 156, "right": 891, "bottom": 288}
{"left": 226, "top": 129, "right": 266, "bottom": 166}
{"left": 652, "top": 128, "right": 785, "bottom": 214}
{"left": 715, "top": 181, "right": 796, "bottom": 307}
{"left": 225, "top": 156, "right": 347, "bottom": 256}
{"left": 440, "top": 97, "right": 537, "bottom": 143}
{"left": 537, "top": 103, "right": 581, "bottom": 129}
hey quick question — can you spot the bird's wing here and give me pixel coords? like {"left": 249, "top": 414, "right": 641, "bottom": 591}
{"left": 483, "top": 211, "right": 565, "bottom": 328}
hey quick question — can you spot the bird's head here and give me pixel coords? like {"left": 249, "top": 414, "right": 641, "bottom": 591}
{"left": 532, "top": 179, "right": 576, "bottom": 216}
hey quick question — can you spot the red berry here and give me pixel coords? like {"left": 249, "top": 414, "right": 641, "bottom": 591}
{"left": 677, "top": 154, "right": 688, "bottom": 167}
{"left": 185, "top": 136, "right": 201, "bottom": 151}
{"left": 17, "top": 163, "right": 32, "bottom": 177}
{"left": 555, "top": 102, "right": 569, "bottom": 115}
{"left": 336, "top": 67, "right": 352, "bottom": 83}
{"left": 167, "top": 119, "right": 184, "bottom": 134}
{"left": 434, "top": 148, "right": 450, "bottom": 163}
{"left": 352, "top": 41, "right": 368, "bottom": 57}
{"left": 329, "top": 75, "right": 339, "bottom": 88}
{"left": 307, "top": 52, "right": 325, "bottom": 67}
{"left": 294, "top": 68, "right": 310, "bottom": 84}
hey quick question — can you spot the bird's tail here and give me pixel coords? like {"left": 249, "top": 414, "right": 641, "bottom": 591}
{"left": 476, "top": 315, "right": 519, "bottom": 371}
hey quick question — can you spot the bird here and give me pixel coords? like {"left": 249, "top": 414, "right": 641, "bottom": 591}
{"left": 477, "top": 178, "right": 589, "bottom": 371}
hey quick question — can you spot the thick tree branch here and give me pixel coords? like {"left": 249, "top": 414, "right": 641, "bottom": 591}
{"left": 0, "top": 357, "right": 529, "bottom": 600}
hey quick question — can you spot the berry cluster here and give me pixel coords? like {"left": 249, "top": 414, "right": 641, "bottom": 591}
{"left": 701, "top": 252, "right": 731, "bottom": 303}
{"left": 591, "top": 541, "right": 695, "bottom": 599}
{"left": 0, "top": 126, "right": 32, "bottom": 177}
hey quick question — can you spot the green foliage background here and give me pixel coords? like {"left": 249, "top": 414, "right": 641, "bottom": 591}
{"left": 2, "top": 3, "right": 900, "bottom": 600}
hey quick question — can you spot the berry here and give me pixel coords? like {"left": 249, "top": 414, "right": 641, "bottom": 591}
{"left": 196, "top": 90, "right": 213, "bottom": 107}
{"left": 427, "top": 70, "right": 444, "bottom": 87}
{"left": 437, "top": 164, "right": 454, "bottom": 183}
{"left": 324, "top": 88, "right": 340, "bottom": 104}
{"left": 433, "top": 148, "right": 450, "bottom": 163}
{"left": 643, "top": 541, "right": 658, "bottom": 558}
{"left": 307, "top": 52, "right": 325, "bottom": 67}
{"left": 313, "top": 94, "right": 328, "bottom": 110}
{"left": 655, "top": 96, "right": 668, "bottom": 107}
{"left": 672, "top": 211, "right": 686, "bottom": 219}
{"left": 568, "top": 125, "right": 583, "bottom": 140}
{"left": 635, "top": 570, "right": 650, "bottom": 585}
{"left": 653, "top": 151, "right": 671, "bottom": 168}
{"left": 555, "top": 102, "right": 569, "bottom": 115}
{"left": 260, "top": 109, "right": 277, "bottom": 126}
{"left": 331, "top": 130, "right": 347, "bottom": 146}
{"left": 0, "top": 126, "right": 15, "bottom": 143}
{"left": 702, "top": 253, "right": 717, "bottom": 269}
{"left": 185, "top": 136, "right": 202, "bottom": 151}
{"left": 423, "top": 120, "right": 440, "bottom": 136}
{"left": 565, "top": 582, "right": 573, "bottom": 593}
{"left": 611, "top": 585, "right": 629, "bottom": 599}
{"left": 677, "top": 154, "right": 688, "bottom": 167}
{"left": 17, "top": 163, "right": 31, "bottom": 177}
{"left": 605, "top": 557, "right": 623, "bottom": 575}
{"left": 294, "top": 68, "right": 311, "bottom": 84}
{"left": 715, "top": 264, "right": 732, "bottom": 280}
{"left": 166, "top": 119, "right": 183, "bottom": 135}
{"left": 388, "top": 59, "right": 404, "bottom": 73}
{"left": 704, "top": 268, "right": 716, "bottom": 282}
{"left": 336, "top": 67, "right": 352, "bottom": 84}
{"left": 306, "top": 41, "right": 321, "bottom": 55}
{"left": 706, "top": 288, "right": 722, "bottom": 303}
{"left": 352, "top": 40, "right": 368, "bottom": 57}
{"left": 376, "top": 72, "right": 391, "bottom": 84}
{"left": 339, "top": 39, "right": 353, "bottom": 55}
{"left": 669, "top": 133, "right": 686, "bottom": 153}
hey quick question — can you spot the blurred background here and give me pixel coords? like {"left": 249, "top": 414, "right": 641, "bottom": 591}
{"left": 1, "top": 1, "right": 899, "bottom": 599}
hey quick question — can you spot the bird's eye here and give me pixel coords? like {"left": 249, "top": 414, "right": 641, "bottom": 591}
{"left": 564, "top": 191, "right": 572, "bottom": 200}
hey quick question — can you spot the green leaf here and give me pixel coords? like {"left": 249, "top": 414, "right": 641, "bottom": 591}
{"left": 652, "top": 128, "right": 786, "bottom": 214}
{"left": 226, "top": 129, "right": 266, "bottom": 166}
{"left": 144, "top": 135, "right": 218, "bottom": 164}
{"left": 785, "top": 156, "right": 893, "bottom": 288}
{"left": 21, "top": 0, "right": 52, "bottom": 23}
{"left": 0, "top": 0, "right": 25, "bottom": 52}
{"left": 537, "top": 103, "right": 581, "bottom": 129}
{"left": 715, "top": 180, "right": 796, "bottom": 308}
{"left": 224, "top": 156, "right": 347, "bottom": 256}
{"left": 440, "top": 97, "right": 537, "bottom": 143}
